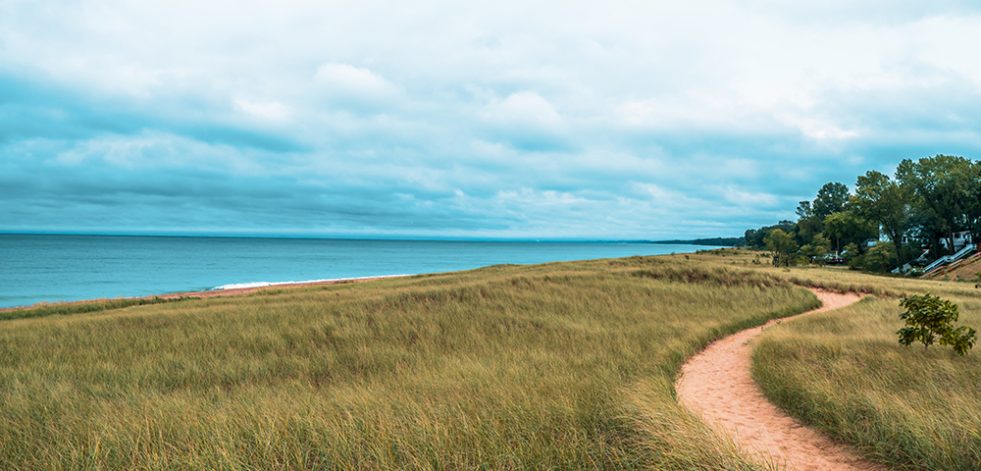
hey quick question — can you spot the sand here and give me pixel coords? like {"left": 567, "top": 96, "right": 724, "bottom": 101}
{"left": 675, "top": 289, "right": 885, "bottom": 471}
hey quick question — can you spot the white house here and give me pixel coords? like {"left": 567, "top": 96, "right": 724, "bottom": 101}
{"left": 942, "top": 231, "right": 974, "bottom": 252}
{"left": 866, "top": 228, "right": 973, "bottom": 253}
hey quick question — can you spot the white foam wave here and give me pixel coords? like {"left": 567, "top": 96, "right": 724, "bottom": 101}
{"left": 211, "top": 274, "right": 411, "bottom": 291}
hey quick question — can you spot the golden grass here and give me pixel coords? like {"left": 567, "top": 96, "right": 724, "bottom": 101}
{"left": 721, "top": 252, "right": 981, "bottom": 470}
{"left": 0, "top": 257, "right": 814, "bottom": 470}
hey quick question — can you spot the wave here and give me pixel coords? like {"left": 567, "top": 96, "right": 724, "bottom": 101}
{"left": 211, "top": 274, "right": 411, "bottom": 291}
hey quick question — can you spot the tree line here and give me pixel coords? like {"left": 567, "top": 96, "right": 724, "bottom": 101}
{"left": 744, "top": 155, "right": 981, "bottom": 272}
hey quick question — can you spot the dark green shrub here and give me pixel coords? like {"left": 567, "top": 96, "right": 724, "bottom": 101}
{"left": 898, "top": 294, "right": 977, "bottom": 355}
{"left": 862, "top": 241, "right": 896, "bottom": 272}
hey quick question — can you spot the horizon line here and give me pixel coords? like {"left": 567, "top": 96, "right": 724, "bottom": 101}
{"left": 0, "top": 229, "right": 740, "bottom": 244}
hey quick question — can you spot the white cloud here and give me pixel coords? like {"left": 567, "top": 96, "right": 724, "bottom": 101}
{"left": 314, "top": 62, "right": 397, "bottom": 99}
{"left": 482, "top": 91, "right": 562, "bottom": 129}
{"left": 234, "top": 98, "right": 291, "bottom": 122}
{"left": 720, "top": 187, "right": 779, "bottom": 206}
{"left": 777, "top": 113, "right": 861, "bottom": 141}
{"left": 3, "top": 1, "right": 981, "bottom": 237}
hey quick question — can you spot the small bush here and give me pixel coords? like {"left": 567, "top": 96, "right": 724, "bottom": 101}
{"left": 863, "top": 242, "right": 896, "bottom": 272}
{"left": 897, "top": 294, "right": 977, "bottom": 355}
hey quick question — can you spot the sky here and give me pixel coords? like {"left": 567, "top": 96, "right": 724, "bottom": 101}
{"left": 2, "top": 1, "right": 981, "bottom": 239}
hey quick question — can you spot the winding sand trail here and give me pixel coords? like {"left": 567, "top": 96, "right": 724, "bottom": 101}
{"left": 676, "top": 289, "right": 885, "bottom": 471}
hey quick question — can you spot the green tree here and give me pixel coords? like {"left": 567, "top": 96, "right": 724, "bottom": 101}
{"left": 794, "top": 182, "right": 851, "bottom": 247}
{"left": 811, "top": 182, "right": 850, "bottom": 219}
{"left": 841, "top": 242, "right": 860, "bottom": 262}
{"left": 765, "top": 228, "right": 798, "bottom": 267}
{"left": 795, "top": 200, "right": 822, "bottom": 245}
{"left": 896, "top": 155, "right": 976, "bottom": 255}
{"left": 966, "top": 160, "right": 981, "bottom": 248}
{"left": 852, "top": 171, "right": 911, "bottom": 267}
{"left": 898, "top": 294, "right": 977, "bottom": 355}
{"left": 744, "top": 220, "right": 796, "bottom": 249}
{"left": 800, "top": 233, "right": 832, "bottom": 263}
{"left": 824, "top": 210, "right": 876, "bottom": 255}
{"left": 862, "top": 241, "right": 896, "bottom": 272}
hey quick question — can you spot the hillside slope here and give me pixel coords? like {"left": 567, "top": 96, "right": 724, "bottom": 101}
{"left": 0, "top": 256, "right": 817, "bottom": 470}
{"left": 924, "top": 251, "right": 981, "bottom": 282}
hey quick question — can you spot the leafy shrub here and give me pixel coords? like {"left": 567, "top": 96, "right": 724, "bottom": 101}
{"left": 764, "top": 228, "right": 798, "bottom": 267}
{"left": 862, "top": 241, "right": 896, "bottom": 272}
{"left": 897, "top": 294, "right": 977, "bottom": 355}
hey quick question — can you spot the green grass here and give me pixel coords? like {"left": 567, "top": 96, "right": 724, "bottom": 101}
{"left": 743, "top": 257, "right": 981, "bottom": 470}
{"left": 0, "top": 257, "right": 816, "bottom": 470}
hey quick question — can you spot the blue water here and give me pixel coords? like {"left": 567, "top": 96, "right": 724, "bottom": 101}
{"left": 0, "top": 234, "right": 714, "bottom": 308}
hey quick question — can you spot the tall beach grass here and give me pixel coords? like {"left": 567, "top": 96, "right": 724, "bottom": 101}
{"left": 710, "top": 250, "right": 981, "bottom": 470}
{"left": 0, "top": 257, "right": 814, "bottom": 470}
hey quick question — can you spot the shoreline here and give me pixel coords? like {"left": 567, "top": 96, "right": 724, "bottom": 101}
{"left": 0, "top": 274, "right": 415, "bottom": 314}
{"left": 0, "top": 237, "right": 718, "bottom": 315}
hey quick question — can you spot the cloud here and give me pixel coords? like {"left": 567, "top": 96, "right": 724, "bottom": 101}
{"left": 2, "top": 1, "right": 981, "bottom": 238}
{"left": 314, "top": 62, "right": 398, "bottom": 108}
{"left": 483, "top": 92, "right": 562, "bottom": 128}
{"left": 234, "top": 98, "right": 292, "bottom": 122}
{"left": 480, "top": 92, "right": 570, "bottom": 151}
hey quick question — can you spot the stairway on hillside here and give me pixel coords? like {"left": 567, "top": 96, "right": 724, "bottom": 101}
{"left": 924, "top": 251, "right": 981, "bottom": 281}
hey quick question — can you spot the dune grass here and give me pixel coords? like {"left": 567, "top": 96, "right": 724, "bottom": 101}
{"left": 0, "top": 256, "right": 816, "bottom": 470}
{"left": 0, "top": 296, "right": 185, "bottom": 321}
{"left": 732, "top": 254, "right": 981, "bottom": 470}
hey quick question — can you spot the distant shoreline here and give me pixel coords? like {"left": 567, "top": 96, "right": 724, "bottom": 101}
{"left": 0, "top": 231, "right": 728, "bottom": 244}
{"left": 654, "top": 238, "right": 743, "bottom": 247}
{"left": 0, "top": 231, "right": 744, "bottom": 246}
{"left": 0, "top": 237, "right": 720, "bottom": 311}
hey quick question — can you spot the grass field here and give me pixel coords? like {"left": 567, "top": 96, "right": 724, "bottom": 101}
{"left": 0, "top": 256, "right": 818, "bottom": 470}
{"left": 726, "top": 252, "right": 981, "bottom": 471}
{"left": 3, "top": 251, "right": 978, "bottom": 470}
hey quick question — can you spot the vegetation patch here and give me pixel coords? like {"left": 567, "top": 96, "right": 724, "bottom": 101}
{"left": 630, "top": 265, "right": 786, "bottom": 289}
{"left": 0, "top": 256, "right": 815, "bottom": 469}
{"left": 753, "top": 289, "right": 980, "bottom": 470}
{"left": 745, "top": 155, "right": 980, "bottom": 274}
{"left": 0, "top": 296, "right": 190, "bottom": 321}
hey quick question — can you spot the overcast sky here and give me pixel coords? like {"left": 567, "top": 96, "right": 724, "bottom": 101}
{"left": 2, "top": 1, "right": 980, "bottom": 239}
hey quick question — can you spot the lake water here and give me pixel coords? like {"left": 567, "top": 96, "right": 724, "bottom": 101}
{"left": 0, "top": 234, "right": 714, "bottom": 308}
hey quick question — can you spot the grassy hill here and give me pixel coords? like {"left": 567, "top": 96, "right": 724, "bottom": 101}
{"left": 923, "top": 251, "right": 981, "bottom": 283}
{"left": 0, "top": 251, "right": 977, "bottom": 469}
{"left": 0, "top": 256, "right": 817, "bottom": 469}
{"left": 685, "top": 250, "right": 980, "bottom": 470}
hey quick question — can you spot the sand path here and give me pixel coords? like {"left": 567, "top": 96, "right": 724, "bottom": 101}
{"left": 676, "top": 289, "right": 885, "bottom": 471}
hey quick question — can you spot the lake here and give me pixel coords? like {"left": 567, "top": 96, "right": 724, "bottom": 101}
{"left": 0, "top": 234, "right": 715, "bottom": 308}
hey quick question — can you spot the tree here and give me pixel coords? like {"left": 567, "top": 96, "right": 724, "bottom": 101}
{"left": 853, "top": 171, "right": 911, "bottom": 266}
{"left": 812, "top": 182, "right": 850, "bottom": 220}
{"left": 744, "top": 220, "right": 796, "bottom": 249}
{"left": 765, "top": 228, "right": 798, "bottom": 267}
{"left": 794, "top": 182, "right": 850, "bottom": 247}
{"left": 824, "top": 210, "right": 876, "bottom": 255}
{"left": 861, "top": 241, "right": 896, "bottom": 272}
{"left": 794, "top": 201, "right": 822, "bottom": 246}
{"left": 896, "top": 156, "right": 976, "bottom": 255}
{"left": 800, "top": 233, "right": 832, "bottom": 263}
{"left": 841, "top": 242, "right": 860, "bottom": 262}
{"left": 966, "top": 160, "right": 981, "bottom": 249}
{"left": 898, "top": 294, "right": 977, "bottom": 355}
